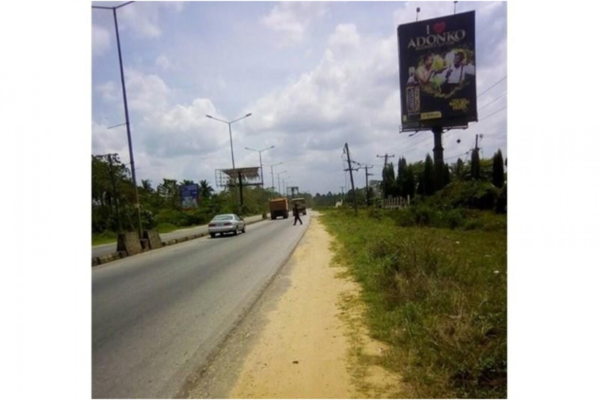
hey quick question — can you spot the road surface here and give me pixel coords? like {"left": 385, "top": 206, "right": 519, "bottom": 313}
{"left": 92, "top": 212, "right": 310, "bottom": 398}
{"left": 92, "top": 214, "right": 265, "bottom": 259}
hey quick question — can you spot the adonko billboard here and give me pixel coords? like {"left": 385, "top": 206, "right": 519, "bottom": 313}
{"left": 398, "top": 11, "right": 477, "bottom": 130}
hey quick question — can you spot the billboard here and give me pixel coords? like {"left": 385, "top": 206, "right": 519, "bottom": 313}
{"left": 398, "top": 11, "right": 477, "bottom": 131}
{"left": 180, "top": 184, "right": 200, "bottom": 210}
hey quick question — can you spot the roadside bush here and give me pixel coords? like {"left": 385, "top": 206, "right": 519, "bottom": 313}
{"left": 445, "top": 208, "right": 466, "bottom": 229}
{"left": 367, "top": 208, "right": 386, "bottom": 221}
{"left": 156, "top": 209, "right": 187, "bottom": 227}
{"left": 436, "top": 181, "right": 500, "bottom": 210}
{"left": 392, "top": 205, "right": 465, "bottom": 230}
{"left": 394, "top": 208, "right": 417, "bottom": 227}
{"left": 495, "top": 184, "right": 507, "bottom": 214}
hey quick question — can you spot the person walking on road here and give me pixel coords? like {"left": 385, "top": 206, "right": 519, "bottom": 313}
{"left": 293, "top": 202, "right": 303, "bottom": 226}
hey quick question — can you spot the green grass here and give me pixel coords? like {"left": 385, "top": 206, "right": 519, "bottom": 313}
{"left": 321, "top": 209, "right": 507, "bottom": 399}
{"left": 156, "top": 222, "right": 181, "bottom": 234}
{"left": 91, "top": 231, "right": 118, "bottom": 246}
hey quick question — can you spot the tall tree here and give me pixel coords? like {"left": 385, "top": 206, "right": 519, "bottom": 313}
{"left": 199, "top": 179, "right": 214, "bottom": 199}
{"left": 443, "top": 163, "right": 451, "bottom": 187}
{"left": 141, "top": 179, "right": 153, "bottom": 192}
{"left": 382, "top": 162, "right": 396, "bottom": 198}
{"left": 471, "top": 149, "right": 481, "bottom": 180}
{"left": 492, "top": 149, "right": 505, "bottom": 188}
{"left": 157, "top": 179, "right": 180, "bottom": 209}
{"left": 404, "top": 164, "right": 416, "bottom": 200}
{"left": 397, "top": 157, "right": 407, "bottom": 197}
{"left": 423, "top": 154, "right": 435, "bottom": 196}
{"left": 455, "top": 157, "right": 465, "bottom": 180}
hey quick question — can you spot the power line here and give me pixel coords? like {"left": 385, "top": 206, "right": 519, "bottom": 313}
{"left": 477, "top": 76, "right": 507, "bottom": 99}
{"left": 479, "top": 105, "right": 507, "bottom": 122}
{"left": 445, "top": 150, "right": 471, "bottom": 161}
{"left": 479, "top": 92, "right": 506, "bottom": 111}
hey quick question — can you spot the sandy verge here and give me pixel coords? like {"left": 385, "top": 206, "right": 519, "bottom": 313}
{"left": 228, "top": 213, "right": 401, "bottom": 399}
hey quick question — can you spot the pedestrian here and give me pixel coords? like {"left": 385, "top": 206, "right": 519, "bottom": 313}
{"left": 293, "top": 202, "right": 303, "bottom": 226}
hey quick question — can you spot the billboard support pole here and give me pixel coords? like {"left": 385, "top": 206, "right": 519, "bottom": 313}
{"left": 432, "top": 126, "right": 444, "bottom": 164}
{"left": 432, "top": 126, "right": 446, "bottom": 190}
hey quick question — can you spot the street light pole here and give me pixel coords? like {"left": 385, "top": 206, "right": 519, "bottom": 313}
{"left": 206, "top": 113, "right": 253, "bottom": 170}
{"left": 227, "top": 123, "right": 235, "bottom": 169}
{"left": 93, "top": 1, "right": 142, "bottom": 238}
{"left": 264, "top": 162, "right": 283, "bottom": 193}
{"left": 244, "top": 145, "right": 275, "bottom": 189}
{"left": 276, "top": 170, "right": 287, "bottom": 196}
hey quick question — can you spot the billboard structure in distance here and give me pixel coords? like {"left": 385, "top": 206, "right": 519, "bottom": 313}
{"left": 180, "top": 184, "right": 200, "bottom": 210}
{"left": 215, "top": 167, "right": 262, "bottom": 188}
{"left": 398, "top": 11, "right": 477, "bottom": 132}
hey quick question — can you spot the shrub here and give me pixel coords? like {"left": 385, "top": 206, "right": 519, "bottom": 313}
{"left": 436, "top": 181, "right": 500, "bottom": 210}
{"left": 445, "top": 208, "right": 466, "bottom": 229}
{"left": 495, "top": 184, "right": 507, "bottom": 214}
{"left": 156, "top": 209, "right": 187, "bottom": 227}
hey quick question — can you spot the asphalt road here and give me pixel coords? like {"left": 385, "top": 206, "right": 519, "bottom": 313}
{"left": 92, "top": 212, "right": 311, "bottom": 398}
{"left": 92, "top": 214, "right": 265, "bottom": 259}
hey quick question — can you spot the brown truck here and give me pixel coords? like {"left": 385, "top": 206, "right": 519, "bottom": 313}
{"left": 291, "top": 198, "right": 307, "bottom": 215}
{"left": 269, "top": 198, "right": 289, "bottom": 220}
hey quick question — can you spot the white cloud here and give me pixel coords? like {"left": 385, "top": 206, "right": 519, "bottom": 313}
{"left": 95, "top": 69, "right": 238, "bottom": 166}
{"left": 124, "top": 69, "right": 171, "bottom": 113}
{"left": 96, "top": 81, "right": 119, "bottom": 103}
{"left": 92, "top": 24, "right": 111, "bottom": 57}
{"left": 92, "top": 121, "right": 129, "bottom": 158}
{"left": 155, "top": 55, "right": 175, "bottom": 72}
{"left": 118, "top": 1, "right": 186, "bottom": 38}
{"left": 261, "top": 2, "right": 327, "bottom": 46}
{"left": 327, "top": 24, "right": 360, "bottom": 49}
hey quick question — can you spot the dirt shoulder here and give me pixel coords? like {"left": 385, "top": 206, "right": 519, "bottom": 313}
{"left": 182, "top": 212, "right": 402, "bottom": 399}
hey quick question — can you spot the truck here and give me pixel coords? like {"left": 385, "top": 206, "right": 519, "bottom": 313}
{"left": 269, "top": 197, "right": 289, "bottom": 220}
{"left": 291, "top": 198, "right": 307, "bottom": 215}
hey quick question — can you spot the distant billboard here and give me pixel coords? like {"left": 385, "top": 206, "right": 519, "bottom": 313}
{"left": 398, "top": 11, "right": 477, "bottom": 131}
{"left": 180, "top": 184, "right": 200, "bottom": 210}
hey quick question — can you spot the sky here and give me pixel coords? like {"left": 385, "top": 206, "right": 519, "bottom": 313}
{"left": 92, "top": 0, "right": 507, "bottom": 195}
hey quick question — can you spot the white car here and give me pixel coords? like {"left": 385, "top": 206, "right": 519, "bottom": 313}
{"left": 208, "top": 214, "right": 246, "bottom": 238}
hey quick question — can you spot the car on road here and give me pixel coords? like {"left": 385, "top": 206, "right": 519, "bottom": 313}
{"left": 208, "top": 214, "right": 246, "bottom": 238}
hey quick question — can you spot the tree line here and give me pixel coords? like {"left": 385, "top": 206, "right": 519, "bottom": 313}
{"left": 92, "top": 155, "right": 311, "bottom": 235}
{"left": 314, "top": 149, "right": 506, "bottom": 208}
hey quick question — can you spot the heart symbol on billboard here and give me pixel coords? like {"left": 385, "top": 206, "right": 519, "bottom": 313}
{"left": 433, "top": 22, "right": 446, "bottom": 34}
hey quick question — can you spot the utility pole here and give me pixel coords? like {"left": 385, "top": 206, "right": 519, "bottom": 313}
{"left": 377, "top": 153, "right": 395, "bottom": 168}
{"left": 344, "top": 143, "right": 359, "bottom": 215}
{"left": 362, "top": 165, "right": 374, "bottom": 207}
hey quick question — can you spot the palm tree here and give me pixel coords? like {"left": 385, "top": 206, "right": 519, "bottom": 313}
{"left": 141, "top": 179, "right": 153, "bottom": 193}
{"left": 199, "top": 179, "right": 214, "bottom": 199}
